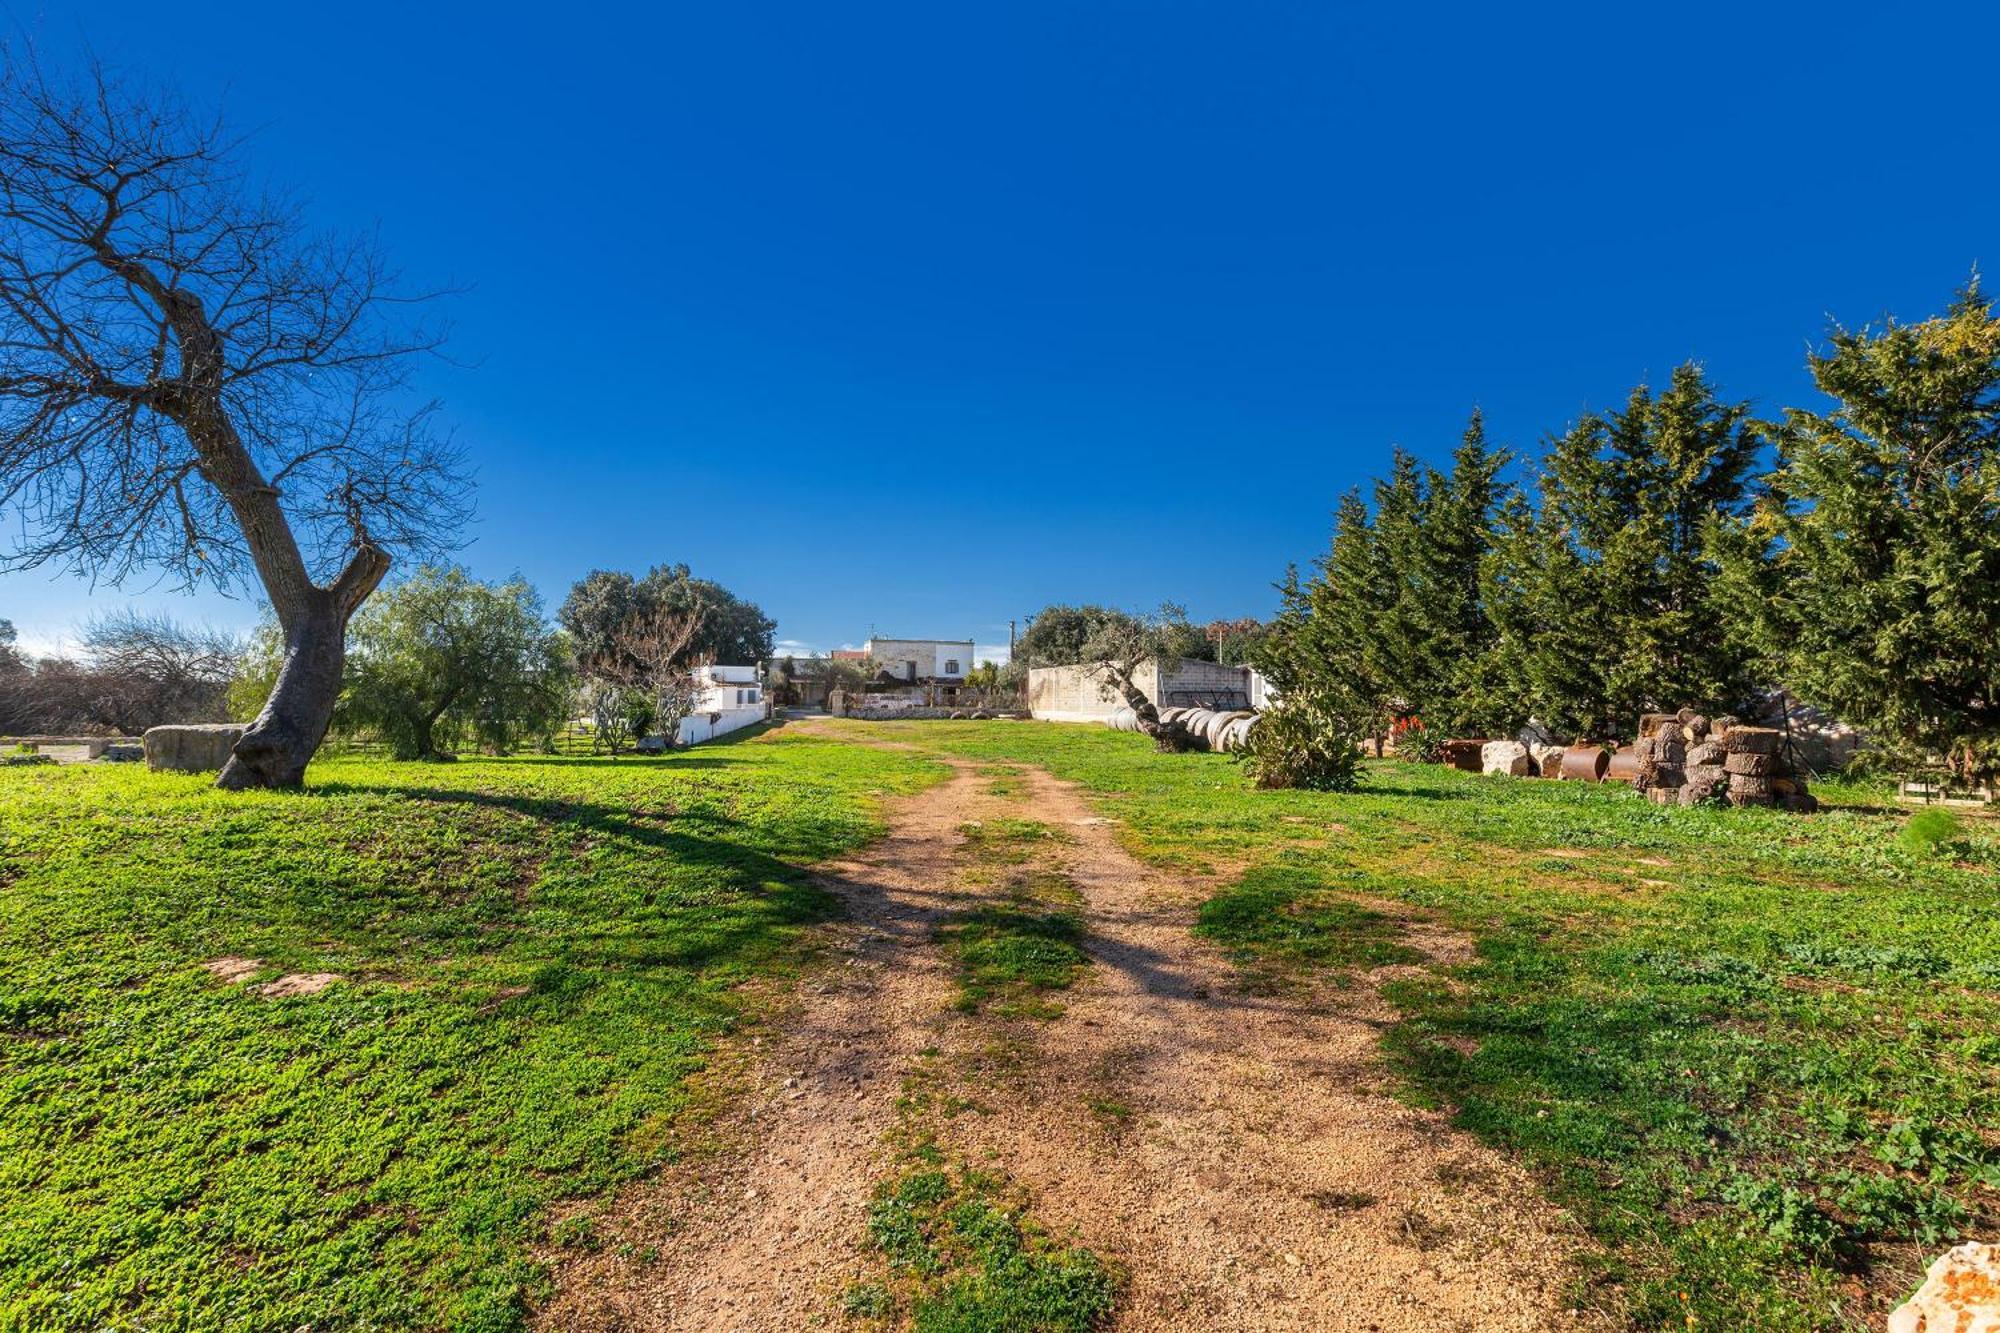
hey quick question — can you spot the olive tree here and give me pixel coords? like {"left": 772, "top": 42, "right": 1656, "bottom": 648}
{"left": 1076, "top": 603, "right": 1206, "bottom": 751}
{"left": 0, "top": 58, "right": 467, "bottom": 787}
{"left": 338, "top": 567, "right": 567, "bottom": 760}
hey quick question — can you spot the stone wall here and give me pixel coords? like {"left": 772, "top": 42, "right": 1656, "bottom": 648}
{"left": 1159, "top": 659, "right": 1254, "bottom": 708}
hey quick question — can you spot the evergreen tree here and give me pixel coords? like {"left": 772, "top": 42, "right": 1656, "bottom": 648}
{"left": 1405, "top": 411, "right": 1510, "bottom": 731}
{"left": 1717, "top": 282, "right": 2000, "bottom": 782}
{"left": 1365, "top": 450, "right": 1429, "bottom": 712}
{"left": 1487, "top": 365, "right": 1760, "bottom": 737}
{"left": 1258, "top": 416, "right": 1513, "bottom": 741}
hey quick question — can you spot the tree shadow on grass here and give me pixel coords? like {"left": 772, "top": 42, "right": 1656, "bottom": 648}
{"left": 454, "top": 754, "right": 754, "bottom": 770}
{"left": 316, "top": 781, "right": 847, "bottom": 973}
{"left": 1353, "top": 784, "right": 1477, "bottom": 802}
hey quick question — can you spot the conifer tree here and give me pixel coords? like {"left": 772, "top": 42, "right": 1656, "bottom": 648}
{"left": 1318, "top": 488, "right": 1396, "bottom": 717}
{"left": 1487, "top": 365, "right": 1761, "bottom": 737}
{"left": 1405, "top": 411, "right": 1510, "bottom": 731}
{"left": 1717, "top": 282, "right": 2000, "bottom": 782}
{"left": 1366, "top": 450, "right": 1429, "bottom": 712}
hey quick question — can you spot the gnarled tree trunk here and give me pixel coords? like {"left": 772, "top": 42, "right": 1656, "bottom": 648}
{"left": 217, "top": 545, "right": 389, "bottom": 790}
{"left": 1100, "top": 663, "right": 1198, "bottom": 753}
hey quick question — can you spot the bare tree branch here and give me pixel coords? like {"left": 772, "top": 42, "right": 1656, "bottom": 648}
{"left": 0, "top": 50, "right": 473, "bottom": 786}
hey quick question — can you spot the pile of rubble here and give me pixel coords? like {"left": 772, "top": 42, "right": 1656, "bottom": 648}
{"left": 1440, "top": 706, "right": 1819, "bottom": 814}
{"left": 1635, "top": 709, "right": 1816, "bottom": 812}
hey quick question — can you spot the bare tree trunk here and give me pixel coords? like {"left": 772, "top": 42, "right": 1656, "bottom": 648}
{"left": 218, "top": 599, "right": 348, "bottom": 789}
{"left": 216, "top": 545, "right": 389, "bottom": 790}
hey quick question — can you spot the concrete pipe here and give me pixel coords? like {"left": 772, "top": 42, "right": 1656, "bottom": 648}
{"left": 1209, "top": 710, "right": 1252, "bottom": 751}
{"left": 1218, "top": 713, "right": 1258, "bottom": 753}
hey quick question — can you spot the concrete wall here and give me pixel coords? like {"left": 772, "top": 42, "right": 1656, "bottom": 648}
{"left": 1028, "top": 658, "right": 1255, "bottom": 721}
{"left": 1029, "top": 661, "right": 1157, "bottom": 721}
{"left": 1248, "top": 669, "right": 1277, "bottom": 709}
{"left": 1158, "top": 659, "right": 1253, "bottom": 708}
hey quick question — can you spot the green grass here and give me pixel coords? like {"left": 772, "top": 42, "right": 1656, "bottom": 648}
{"left": 834, "top": 719, "right": 2000, "bottom": 1331}
{"left": 1194, "top": 862, "right": 1423, "bottom": 980}
{"left": 862, "top": 1165, "right": 1118, "bottom": 1332}
{"left": 0, "top": 729, "right": 946, "bottom": 1332}
{"left": 943, "top": 818, "right": 1090, "bottom": 1019}
{"left": 942, "top": 908, "right": 1088, "bottom": 1019}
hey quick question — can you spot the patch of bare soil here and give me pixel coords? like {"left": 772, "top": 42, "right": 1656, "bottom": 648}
{"left": 939, "top": 766, "right": 1600, "bottom": 1333}
{"left": 255, "top": 972, "right": 340, "bottom": 998}
{"left": 202, "top": 956, "right": 263, "bottom": 984}
{"left": 536, "top": 761, "right": 987, "bottom": 1332}
{"left": 538, "top": 732, "right": 1603, "bottom": 1332}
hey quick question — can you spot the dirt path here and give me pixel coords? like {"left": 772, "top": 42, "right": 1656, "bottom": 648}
{"left": 539, "top": 735, "right": 1599, "bottom": 1332}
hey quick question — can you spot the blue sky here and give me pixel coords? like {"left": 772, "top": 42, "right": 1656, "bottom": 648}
{"left": 4, "top": 2, "right": 1994, "bottom": 662}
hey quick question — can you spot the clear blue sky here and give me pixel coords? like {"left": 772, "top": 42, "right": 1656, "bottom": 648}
{"left": 4, "top": 2, "right": 1994, "bottom": 662}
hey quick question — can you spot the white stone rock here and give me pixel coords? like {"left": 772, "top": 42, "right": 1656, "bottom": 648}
{"left": 1889, "top": 1242, "right": 2000, "bottom": 1333}
{"left": 143, "top": 723, "right": 246, "bottom": 774}
{"left": 1481, "top": 740, "right": 1532, "bottom": 777}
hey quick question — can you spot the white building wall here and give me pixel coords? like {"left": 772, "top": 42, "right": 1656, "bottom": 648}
{"left": 677, "top": 664, "right": 768, "bottom": 746}
{"left": 677, "top": 705, "right": 767, "bottom": 746}
{"left": 865, "top": 638, "right": 974, "bottom": 681}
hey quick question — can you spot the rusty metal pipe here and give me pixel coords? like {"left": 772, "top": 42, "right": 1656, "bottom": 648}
{"left": 1558, "top": 744, "right": 1611, "bottom": 781}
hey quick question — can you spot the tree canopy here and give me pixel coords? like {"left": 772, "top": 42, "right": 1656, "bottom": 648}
{"left": 1015, "top": 604, "right": 1210, "bottom": 668}
{"left": 1718, "top": 282, "right": 2000, "bottom": 781}
{"left": 333, "top": 567, "right": 569, "bottom": 760}
{"left": 559, "top": 565, "right": 775, "bottom": 674}
{"left": 1486, "top": 366, "right": 1762, "bottom": 737}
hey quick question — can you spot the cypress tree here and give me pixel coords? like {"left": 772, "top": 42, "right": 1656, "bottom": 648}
{"left": 1718, "top": 282, "right": 2000, "bottom": 782}
{"left": 1406, "top": 411, "right": 1510, "bottom": 732}
{"left": 1488, "top": 365, "right": 1760, "bottom": 737}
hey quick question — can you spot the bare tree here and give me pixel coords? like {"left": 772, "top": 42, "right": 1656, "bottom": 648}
{"left": 0, "top": 56, "right": 468, "bottom": 787}
{"left": 611, "top": 604, "right": 707, "bottom": 746}
{"left": 79, "top": 610, "right": 240, "bottom": 732}
{"left": 576, "top": 603, "right": 706, "bottom": 750}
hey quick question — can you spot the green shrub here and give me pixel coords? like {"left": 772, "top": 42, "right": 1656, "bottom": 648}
{"left": 1236, "top": 698, "right": 1363, "bottom": 791}
{"left": 1900, "top": 807, "right": 1966, "bottom": 857}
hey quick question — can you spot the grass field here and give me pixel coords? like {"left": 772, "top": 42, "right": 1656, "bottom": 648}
{"left": 6, "top": 718, "right": 1997, "bottom": 1331}
{"left": 839, "top": 720, "right": 2000, "bottom": 1332}
{"left": 0, "top": 729, "right": 944, "bottom": 1332}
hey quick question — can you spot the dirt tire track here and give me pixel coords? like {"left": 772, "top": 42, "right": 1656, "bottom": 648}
{"left": 539, "top": 727, "right": 1601, "bottom": 1332}
{"left": 930, "top": 763, "right": 1599, "bottom": 1332}
{"left": 535, "top": 757, "right": 991, "bottom": 1332}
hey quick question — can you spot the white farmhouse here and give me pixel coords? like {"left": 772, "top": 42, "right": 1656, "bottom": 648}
{"left": 832, "top": 637, "right": 976, "bottom": 685}
{"left": 676, "top": 664, "right": 768, "bottom": 746}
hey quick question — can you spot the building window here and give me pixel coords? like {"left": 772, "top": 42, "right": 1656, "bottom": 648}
{"left": 944, "top": 660, "right": 960, "bottom": 674}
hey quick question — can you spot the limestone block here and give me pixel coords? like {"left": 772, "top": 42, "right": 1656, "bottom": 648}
{"left": 1481, "top": 740, "right": 1531, "bottom": 777}
{"left": 1530, "top": 742, "right": 1567, "bottom": 776}
{"left": 1889, "top": 1243, "right": 2000, "bottom": 1333}
{"left": 143, "top": 723, "right": 246, "bottom": 774}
